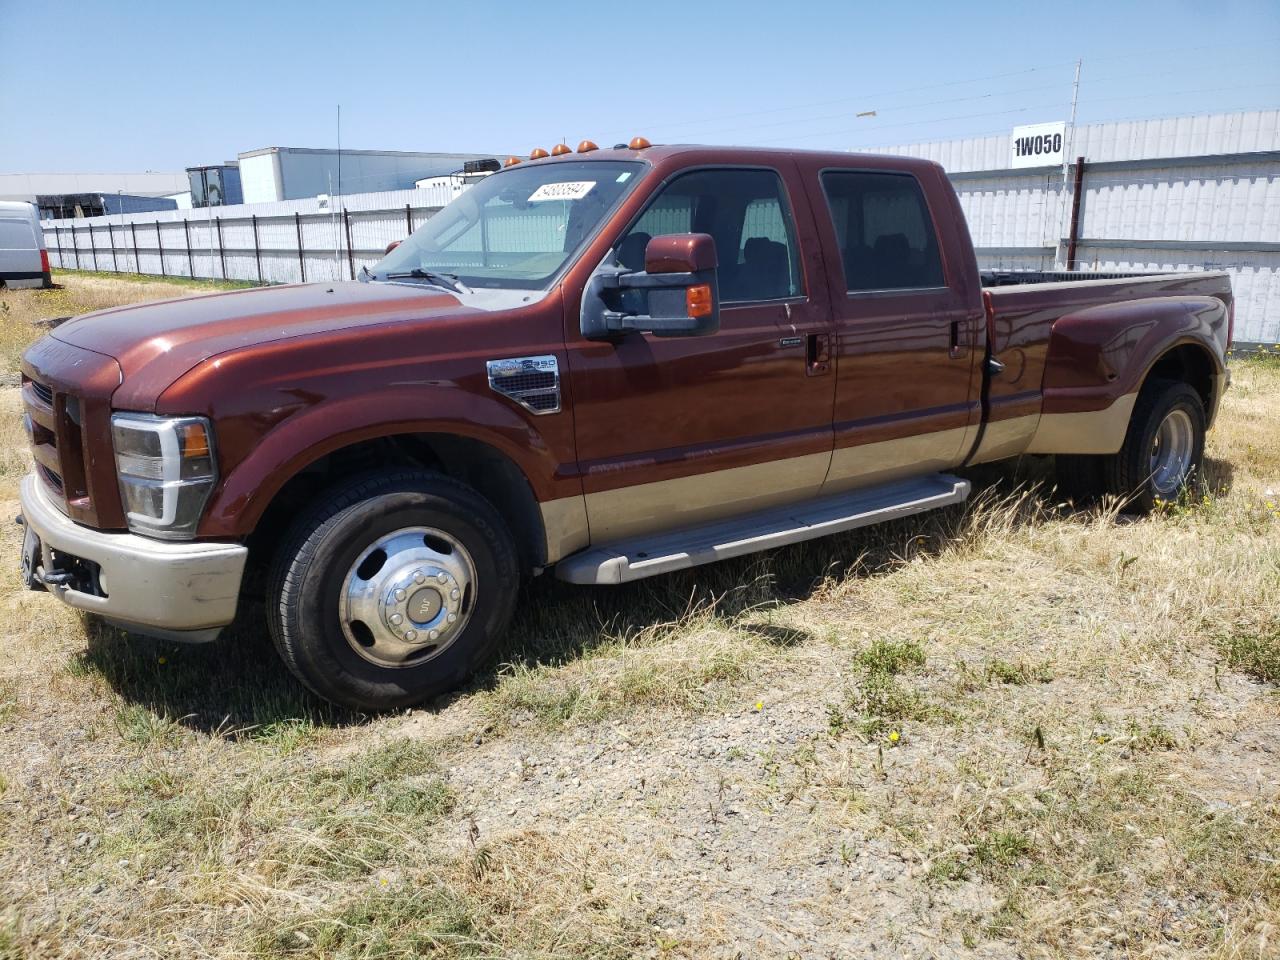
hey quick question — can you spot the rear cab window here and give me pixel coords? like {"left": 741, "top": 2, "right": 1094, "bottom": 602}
{"left": 819, "top": 171, "right": 944, "bottom": 293}
{"left": 618, "top": 168, "right": 804, "bottom": 304}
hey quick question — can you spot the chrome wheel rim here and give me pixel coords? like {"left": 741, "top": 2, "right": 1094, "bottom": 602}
{"left": 1149, "top": 408, "right": 1195, "bottom": 497}
{"left": 339, "top": 526, "right": 476, "bottom": 669}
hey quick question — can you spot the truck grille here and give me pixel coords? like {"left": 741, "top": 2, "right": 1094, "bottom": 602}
{"left": 30, "top": 381, "right": 54, "bottom": 405}
{"left": 22, "top": 376, "right": 85, "bottom": 511}
{"left": 20, "top": 336, "right": 126, "bottom": 529}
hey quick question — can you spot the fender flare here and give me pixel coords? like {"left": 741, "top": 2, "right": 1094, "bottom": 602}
{"left": 200, "top": 386, "right": 557, "bottom": 538}
{"left": 1041, "top": 294, "right": 1226, "bottom": 407}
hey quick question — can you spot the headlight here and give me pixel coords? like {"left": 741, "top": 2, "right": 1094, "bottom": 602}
{"left": 110, "top": 413, "right": 217, "bottom": 540}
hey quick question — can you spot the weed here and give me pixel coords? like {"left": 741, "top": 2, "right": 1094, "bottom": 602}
{"left": 1217, "top": 626, "right": 1280, "bottom": 683}
{"left": 985, "top": 658, "right": 1053, "bottom": 685}
{"left": 856, "top": 638, "right": 925, "bottom": 675}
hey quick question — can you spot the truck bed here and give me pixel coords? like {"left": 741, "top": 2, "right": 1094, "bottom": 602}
{"left": 971, "top": 269, "right": 1233, "bottom": 464}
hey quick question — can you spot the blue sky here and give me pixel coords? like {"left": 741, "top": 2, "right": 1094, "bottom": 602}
{"left": 3, "top": 0, "right": 1279, "bottom": 173}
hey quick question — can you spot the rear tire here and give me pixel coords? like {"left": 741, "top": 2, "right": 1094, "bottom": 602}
{"left": 267, "top": 470, "right": 520, "bottom": 711}
{"left": 1101, "top": 380, "right": 1206, "bottom": 513}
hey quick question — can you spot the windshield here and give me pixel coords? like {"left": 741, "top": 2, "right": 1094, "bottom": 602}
{"left": 370, "top": 160, "right": 646, "bottom": 290}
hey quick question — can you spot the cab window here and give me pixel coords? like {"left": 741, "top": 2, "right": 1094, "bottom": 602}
{"left": 618, "top": 169, "right": 803, "bottom": 303}
{"left": 821, "top": 171, "right": 944, "bottom": 292}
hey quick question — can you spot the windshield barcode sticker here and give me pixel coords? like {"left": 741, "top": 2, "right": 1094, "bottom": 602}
{"left": 528, "top": 181, "right": 596, "bottom": 202}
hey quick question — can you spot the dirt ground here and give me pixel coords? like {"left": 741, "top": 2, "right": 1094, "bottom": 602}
{"left": 0, "top": 273, "right": 1277, "bottom": 959}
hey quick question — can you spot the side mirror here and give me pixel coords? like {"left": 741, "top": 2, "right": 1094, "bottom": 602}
{"left": 580, "top": 233, "right": 720, "bottom": 340}
{"left": 384, "top": 240, "right": 401, "bottom": 255}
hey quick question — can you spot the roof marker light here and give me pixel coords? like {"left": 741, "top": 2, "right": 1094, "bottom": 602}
{"left": 551, "top": 143, "right": 572, "bottom": 156}
{"left": 577, "top": 139, "right": 599, "bottom": 153}
{"left": 530, "top": 147, "right": 550, "bottom": 160}
{"left": 628, "top": 136, "right": 652, "bottom": 150}
{"left": 503, "top": 156, "right": 522, "bottom": 167}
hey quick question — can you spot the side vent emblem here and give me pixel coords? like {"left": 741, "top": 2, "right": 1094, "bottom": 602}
{"left": 486, "top": 355, "right": 561, "bottom": 415}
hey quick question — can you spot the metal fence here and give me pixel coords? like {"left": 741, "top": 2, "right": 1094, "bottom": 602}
{"left": 41, "top": 185, "right": 457, "bottom": 286}
{"left": 872, "top": 110, "right": 1280, "bottom": 347}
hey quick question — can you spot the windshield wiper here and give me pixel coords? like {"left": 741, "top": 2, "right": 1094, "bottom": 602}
{"left": 381, "top": 268, "right": 470, "bottom": 294}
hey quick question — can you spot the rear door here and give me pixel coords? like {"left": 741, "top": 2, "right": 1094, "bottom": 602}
{"left": 564, "top": 163, "right": 836, "bottom": 543}
{"left": 0, "top": 215, "right": 41, "bottom": 283}
{"left": 802, "top": 164, "right": 983, "bottom": 492}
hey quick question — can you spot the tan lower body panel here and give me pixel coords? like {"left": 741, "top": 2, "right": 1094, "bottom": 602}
{"left": 538, "top": 494, "right": 591, "bottom": 565}
{"left": 1025, "top": 393, "right": 1137, "bottom": 455}
{"left": 822, "top": 426, "right": 970, "bottom": 494}
{"left": 1209, "top": 373, "right": 1228, "bottom": 427}
{"left": 582, "top": 451, "right": 831, "bottom": 543}
{"left": 967, "top": 414, "right": 1040, "bottom": 465}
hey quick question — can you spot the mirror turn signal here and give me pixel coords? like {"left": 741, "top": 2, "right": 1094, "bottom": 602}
{"left": 686, "top": 284, "right": 714, "bottom": 319}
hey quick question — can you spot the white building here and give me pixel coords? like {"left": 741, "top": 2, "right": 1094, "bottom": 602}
{"left": 237, "top": 147, "right": 500, "bottom": 204}
{"left": 870, "top": 109, "right": 1280, "bottom": 346}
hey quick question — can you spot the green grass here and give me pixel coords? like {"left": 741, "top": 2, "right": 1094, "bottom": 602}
{"left": 256, "top": 884, "right": 480, "bottom": 959}
{"left": 1217, "top": 626, "right": 1280, "bottom": 683}
{"left": 855, "top": 638, "right": 926, "bottom": 675}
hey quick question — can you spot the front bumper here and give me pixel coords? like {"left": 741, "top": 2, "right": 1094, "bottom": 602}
{"left": 19, "top": 472, "right": 248, "bottom": 642}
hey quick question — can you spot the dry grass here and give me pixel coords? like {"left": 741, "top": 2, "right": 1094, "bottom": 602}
{"left": 0, "top": 270, "right": 252, "bottom": 378}
{"left": 0, "top": 275, "right": 1277, "bottom": 958}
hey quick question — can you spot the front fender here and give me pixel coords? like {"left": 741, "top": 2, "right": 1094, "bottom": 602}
{"left": 197, "top": 385, "right": 567, "bottom": 538}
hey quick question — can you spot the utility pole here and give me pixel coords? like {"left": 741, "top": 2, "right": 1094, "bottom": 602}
{"left": 1059, "top": 58, "right": 1083, "bottom": 270}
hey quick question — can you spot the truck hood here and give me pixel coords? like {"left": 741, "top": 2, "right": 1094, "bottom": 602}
{"left": 52, "top": 281, "right": 479, "bottom": 397}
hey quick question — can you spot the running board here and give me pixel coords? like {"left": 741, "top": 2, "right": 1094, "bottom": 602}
{"left": 555, "top": 474, "right": 970, "bottom": 585}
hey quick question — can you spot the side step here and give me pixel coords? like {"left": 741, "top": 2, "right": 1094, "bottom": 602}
{"left": 555, "top": 474, "right": 970, "bottom": 585}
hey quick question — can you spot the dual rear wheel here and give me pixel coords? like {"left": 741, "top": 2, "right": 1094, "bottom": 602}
{"left": 1055, "top": 379, "right": 1207, "bottom": 512}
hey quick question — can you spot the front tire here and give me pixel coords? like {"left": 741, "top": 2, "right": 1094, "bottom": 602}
{"left": 267, "top": 470, "right": 520, "bottom": 711}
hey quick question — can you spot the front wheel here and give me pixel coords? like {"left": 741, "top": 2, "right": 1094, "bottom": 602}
{"left": 267, "top": 470, "right": 520, "bottom": 711}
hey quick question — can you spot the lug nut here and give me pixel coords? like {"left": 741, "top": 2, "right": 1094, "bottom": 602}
{"left": 437, "top": 572, "right": 448, "bottom": 584}
{"left": 414, "top": 570, "right": 426, "bottom": 584}
{"left": 447, "top": 613, "right": 457, "bottom": 624}
{"left": 450, "top": 588, "right": 460, "bottom": 600}
{"left": 429, "top": 630, "right": 439, "bottom": 641}
{"left": 404, "top": 629, "right": 417, "bottom": 642}
{"left": 395, "top": 588, "right": 406, "bottom": 601}
{"left": 390, "top": 613, "right": 403, "bottom": 625}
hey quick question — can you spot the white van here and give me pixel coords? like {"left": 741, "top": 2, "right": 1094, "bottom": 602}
{"left": 0, "top": 201, "right": 51, "bottom": 289}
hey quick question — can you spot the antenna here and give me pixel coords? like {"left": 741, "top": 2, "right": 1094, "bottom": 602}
{"left": 336, "top": 103, "right": 342, "bottom": 198}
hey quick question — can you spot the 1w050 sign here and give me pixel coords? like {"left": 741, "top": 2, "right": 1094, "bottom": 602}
{"left": 1009, "top": 121, "right": 1066, "bottom": 169}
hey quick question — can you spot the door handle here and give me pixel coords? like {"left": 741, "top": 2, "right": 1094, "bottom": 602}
{"left": 949, "top": 319, "right": 965, "bottom": 359}
{"left": 806, "top": 333, "right": 830, "bottom": 377}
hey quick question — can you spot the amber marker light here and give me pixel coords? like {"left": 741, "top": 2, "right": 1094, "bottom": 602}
{"left": 180, "top": 422, "right": 211, "bottom": 459}
{"left": 629, "top": 136, "right": 652, "bottom": 149}
{"left": 551, "top": 143, "right": 572, "bottom": 156}
{"left": 503, "top": 156, "right": 522, "bottom": 167}
{"left": 577, "top": 139, "right": 599, "bottom": 153}
{"left": 686, "top": 284, "right": 713, "bottom": 318}
{"left": 530, "top": 147, "right": 550, "bottom": 159}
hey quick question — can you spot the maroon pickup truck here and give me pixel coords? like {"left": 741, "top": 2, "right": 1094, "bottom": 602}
{"left": 19, "top": 141, "right": 1233, "bottom": 709}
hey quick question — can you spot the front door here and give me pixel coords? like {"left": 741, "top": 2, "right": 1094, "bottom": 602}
{"left": 565, "top": 164, "right": 836, "bottom": 543}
